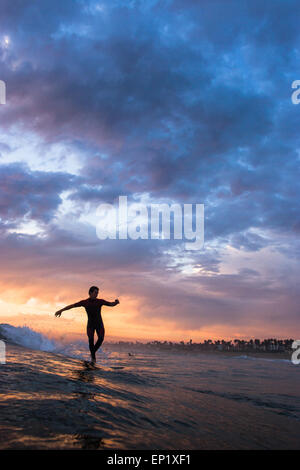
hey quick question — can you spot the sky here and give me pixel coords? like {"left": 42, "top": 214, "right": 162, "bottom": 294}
{"left": 0, "top": 0, "right": 299, "bottom": 343}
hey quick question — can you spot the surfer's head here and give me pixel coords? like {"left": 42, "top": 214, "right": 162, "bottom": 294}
{"left": 89, "top": 286, "right": 99, "bottom": 298}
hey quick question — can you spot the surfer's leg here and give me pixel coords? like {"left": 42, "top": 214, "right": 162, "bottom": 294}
{"left": 87, "top": 325, "right": 96, "bottom": 361}
{"left": 94, "top": 324, "right": 105, "bottom": 353}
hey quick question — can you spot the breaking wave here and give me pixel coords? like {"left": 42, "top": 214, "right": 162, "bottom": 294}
{"left": 0, "top": 323, "right": 110, "bottom": 362}
{"left": 0, "top": 323, "right": 60, "bottom": 352}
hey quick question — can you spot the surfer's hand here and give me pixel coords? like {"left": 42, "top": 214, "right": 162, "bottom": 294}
{"left": 115, "top": 299, "right": 120, "bottom": 305}
{"left": 55, "top": 310, "right": 62, "bottom": 317}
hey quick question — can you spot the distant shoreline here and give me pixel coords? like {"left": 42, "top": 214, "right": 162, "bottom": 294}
{"left": 106, "top": 343, "right": 292, "bottom": 360}
{"left": 0, "top": 324, "right": 293, "bottom": 361}
{"left": 3, "top": 339, "right": 292, "bottom": 361}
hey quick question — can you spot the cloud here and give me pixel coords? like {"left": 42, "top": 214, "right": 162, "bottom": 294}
{"left": 0, "top": 0, "right": 299, "bottom": 338}
{"left": 0, "top": 162, "right": 76, "bottom": 223}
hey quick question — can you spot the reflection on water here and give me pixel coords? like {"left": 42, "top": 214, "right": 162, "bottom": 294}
{"left": 72, "top": 368, "right": 96, "bottom": 384}
{"left": 74, "top": 433, "right": 104, "bottom": 450}
{"left": 0, "top": 343, "right": 300, "bottom": 449}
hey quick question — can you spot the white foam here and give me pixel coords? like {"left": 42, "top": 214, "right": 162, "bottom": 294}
{"left": 233, "top": 353, "right": 291, "bottom": 363}
{"left": 0, "top": 323, "right": 59, "bottom": 352}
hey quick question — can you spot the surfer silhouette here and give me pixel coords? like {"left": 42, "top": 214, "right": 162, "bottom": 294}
{"left": 55, "top": 286, "right": 119, "bottom": 363}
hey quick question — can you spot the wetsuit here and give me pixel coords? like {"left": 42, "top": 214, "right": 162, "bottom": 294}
{"left": 73, "top": 298, "right": 108, "bottom": 359}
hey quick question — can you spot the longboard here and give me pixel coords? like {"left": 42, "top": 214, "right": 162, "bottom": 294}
{"left": 83, "top": 360, "right": 98, "bottom": 369}
{"left": 82, "top": 361, "right": 124, "bottom": 371}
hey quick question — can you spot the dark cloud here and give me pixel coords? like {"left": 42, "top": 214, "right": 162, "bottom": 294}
{"left": 0, "top": 162, "right": 76, "bottom": 222}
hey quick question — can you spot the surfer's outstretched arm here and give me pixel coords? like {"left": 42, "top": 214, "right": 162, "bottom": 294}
{"left": 55, "top": 302, "right": 81, "bottom": 317}
{"left": 101, "top": 299, "right": 120, "bottom": 307}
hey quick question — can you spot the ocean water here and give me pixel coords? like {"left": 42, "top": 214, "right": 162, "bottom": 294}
{"left": 0, "top": 324, "right": 299, "bottom": 450}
